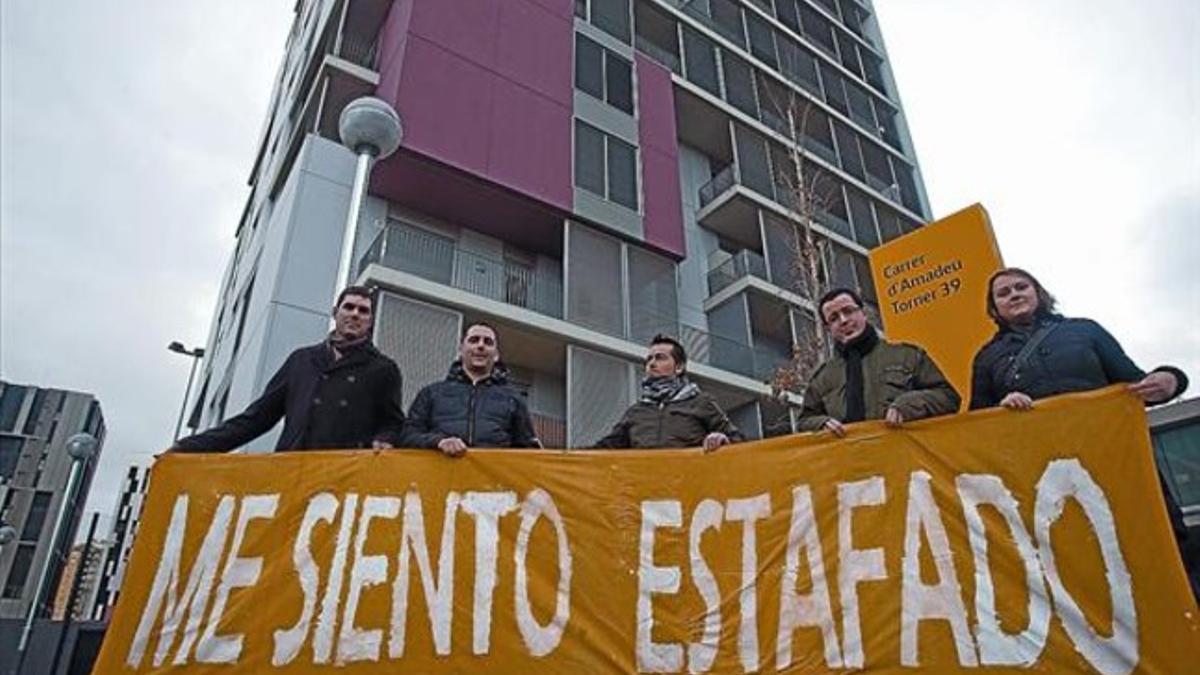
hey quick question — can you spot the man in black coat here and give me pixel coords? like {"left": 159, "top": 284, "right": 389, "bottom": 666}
{"left": 405, "top": 322, "right": 540, "bottom": 456}
{"left": 172, "top": 286, "right": 406, "bottom": 452}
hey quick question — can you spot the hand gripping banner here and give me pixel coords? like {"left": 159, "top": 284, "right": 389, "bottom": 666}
{"left": 95, "top": 388, "right": 1199, "bottom": 673}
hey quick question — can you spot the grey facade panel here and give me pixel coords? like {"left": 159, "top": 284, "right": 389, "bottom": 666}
{"left": 568, "top": 346, "right": 634, "bottom": 448}
{"left": 373, "top": 293, "right": 461, "bottom": 411}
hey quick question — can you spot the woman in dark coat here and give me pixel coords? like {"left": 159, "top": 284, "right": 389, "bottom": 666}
{"left": 969, "top": 266, "right": 1194, "bottom": 598}
{"left": 970, "top": 267, "right": 1186, "bottom": 410}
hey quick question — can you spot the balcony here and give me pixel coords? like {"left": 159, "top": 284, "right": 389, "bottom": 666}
{"left": 707, "top": 249, "right": 768, "bottom": 295}
{"left": 359, "top": 222, "right": 564, "bottom": 319}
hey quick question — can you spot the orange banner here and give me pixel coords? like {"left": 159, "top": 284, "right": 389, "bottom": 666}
{"left": 96, "top": 388, "right": 1198, "bottom": 673}
{"left": 868, "top": 204, "right": 1004, "bottom": 409}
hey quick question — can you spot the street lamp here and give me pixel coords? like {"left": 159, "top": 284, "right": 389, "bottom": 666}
{"left": 168, "top": 341, "right": 205, "bottom": 440}
{"left": 14, "top": 432, "right": 98, "bottom": 671}
{"left": 334, "top": 96, "right": 402, "bottom": 297}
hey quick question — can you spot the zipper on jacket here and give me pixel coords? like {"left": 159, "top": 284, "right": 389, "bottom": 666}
{"left": 467, "top": 384, "right": 478, "bottom": 446}
{"left": 657, "top": 401, "right": 666, "bottom": 446}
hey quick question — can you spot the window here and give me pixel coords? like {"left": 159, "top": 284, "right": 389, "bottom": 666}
{"left": 21, "top": 390, "right": 46, "bottom": 435}
{"left": 575, "top": 34, "right": 634, "bottom": 114}
{"left": 0, "top": 435, "right": 22, "bottom": 480}
{"left": 574, "top": 120, "right": 640, "bottom": 211}
{"left": 0, "top": 384, "right": 27, "bottom": 431}
{"left": 1155, "top": 423, "right": 1200, "bottom": 509}
{"left": 232, "top": 276, "right": 256, "bottom": 356}
{"left": 746, "top": 13, "right": 778, "bottom": 68}
{"left": 682, "top": 27, "right": 720, "bottom": 96}
{"left": 721, "top": 52, "right": 758, "bottom": 119}
{"left": 3, "top": 544, "right": 35, "bottom": 598}
{"left": 21, "top": 491, "right": 52, "bottom": 542}
{"left": 577, "top": 0, "right": 631, "bottom": 44}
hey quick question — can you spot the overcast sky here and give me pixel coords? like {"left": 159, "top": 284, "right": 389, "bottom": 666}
{"left": 1, "top": 1, "right": 1196, "bottom": 530}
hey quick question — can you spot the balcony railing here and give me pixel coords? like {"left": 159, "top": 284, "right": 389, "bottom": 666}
{"left": 359, "top": 223, "right": 564, "bottom": 319}
{"left": 635, "top": 37, "right": 682, "bottom": 74}
{"left": 698, "top": 164, "right": 737, "bottom": 208}
{"left": 338, "top": 33, "right": 378, "bottom": 70}
{"left": 707, "top": 250, "right": 769, "bottom": 295}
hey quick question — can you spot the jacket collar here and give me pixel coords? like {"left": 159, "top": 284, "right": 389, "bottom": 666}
{"left": 446, "top": 359, "right": 510, "bottom": 386}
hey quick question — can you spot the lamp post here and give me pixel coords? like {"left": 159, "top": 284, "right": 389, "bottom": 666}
{"left": 14, "top": 432, "right": 97, "bottom": 673}
{"left": 334, "top": 96, "right": 402, "bottom": 298}
{"left": 168, "top": 341, "right": 205, "bottom": 441}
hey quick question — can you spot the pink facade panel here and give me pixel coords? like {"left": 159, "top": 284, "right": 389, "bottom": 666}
{"left": 372, "top": 0, "right": 574, "bottom": 215}
{"left": 488, "top": 78, "right": 572, "bottom": 209}
{"left": 395, "top": 38, "right": 492, "bottom": 175}
{"left": 636, "top": 55, "right": 685, "bottom": 257}
{"left": 495, "top": 0, "right": 573, "bottom": 105}
{"left": 408, "top": 0, "right": 500, "bottom": 68}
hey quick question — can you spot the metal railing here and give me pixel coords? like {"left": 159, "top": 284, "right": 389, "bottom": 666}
{"left": 707, "top": 250, "right": 769, "bottom": 295}
{"left": 338, "top": 33, "right": 378, "bottom": 70}
{"left": 360, "top": 224, "right": 795, "bottom": 384}
{"left": 360, "top": 223, "right": 564, "bottom": 319}
{"left": 698, "top": 164, "right": 737, "bottom": 208}
{"left": 635, "top": 37, "right": 682, "bottom": 74}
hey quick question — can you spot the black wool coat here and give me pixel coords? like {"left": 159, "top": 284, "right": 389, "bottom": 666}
{"left": 174, "top": 341, "right": 406, "bottom": 452}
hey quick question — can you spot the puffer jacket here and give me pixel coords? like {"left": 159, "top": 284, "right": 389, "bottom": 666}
{"left": 404, "top": 361, "right": 539, "bottom": 448}
{"left": 797, "top": 337, "right": 960, "bottom": 431}
{"left": 969, "top": 316, "right": 1188, "bottom": 409}
{"left": 592, "top": 385, "right": 743, "bottom": 449}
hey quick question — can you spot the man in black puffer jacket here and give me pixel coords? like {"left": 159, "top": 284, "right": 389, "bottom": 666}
{"left": 405, "top": 322, "right": 540, "bottom": 455}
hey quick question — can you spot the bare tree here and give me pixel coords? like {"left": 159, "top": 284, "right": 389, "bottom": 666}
{"left": 754, "top": 72, "right": 840, "bottom": 399}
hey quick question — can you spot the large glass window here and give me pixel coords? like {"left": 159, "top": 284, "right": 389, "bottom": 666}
{"left": 746, "top": 13, "right": 778, "bottom": 68}
{"left": 682, "top": 27, "right": 720, "bottom": 96}
{"left": 2, "top": 544, "right": 35, "bottom": 599}
{"left": 575, "top": 34, "right": 634, "bottom": 114}
{"left": 574, "top": 120, "right": 606, "bottom": 196}
{"left": 0, "top": 435, "right": 22, "bottom": 480}
{"left": 574, "top": 121, "right": 640, "bottom": 211}
{"left": 0, "top": 385, "right": 27, "bottom": 431}
{"left": 581, "top": 0, "right": 631, "bottom": 44}
{"left": 20, "top": 491, "right": 52, "bottom": 542}
{"left": 1155, "top": 423, "right": 1200, "bottom": 509}
{"left": 607, "top": 137, "right": 638, "bottom": 210}
{"left": 21, "top": 390, "right": 46, "bottom": 435}
{"left": 721, "top": 52, "right": 758, "bottom": 118}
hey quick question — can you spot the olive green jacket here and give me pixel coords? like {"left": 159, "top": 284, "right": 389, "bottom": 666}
{"left": 797, "top": 339, "right": 960, "bottom": 431}
{"left": 592, "top": 392, "right": 743, "bottom": 449}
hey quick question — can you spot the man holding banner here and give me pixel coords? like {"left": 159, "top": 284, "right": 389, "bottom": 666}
{"left": 404, "top": 322, "right": 541, "bottom": 455}
{"left": 593, "top": 334, "right": 742, "bottom": 449}
{"left": 798, "top": 287, "right": 959, "bottom": 435}
{"left": 172, "top": 285, "right": 406, "bottom": 452}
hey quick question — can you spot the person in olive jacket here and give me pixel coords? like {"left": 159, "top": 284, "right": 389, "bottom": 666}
{"left": 797, "top": 288, "right": 960, "bottom": 435}
{"left": 405, "top": 322, "right": 540, "bottom": 456}
{"left": 172, "top": 286, "right": 406, "bottom": 452}
{"left": 592, "top": 334, "right": 743, "bottom": 450}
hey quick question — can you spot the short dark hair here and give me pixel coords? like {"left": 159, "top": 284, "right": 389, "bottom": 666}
{"left": 462, "top": 321, "right": 499, "bottom": 345}
{"left": 650, "top": 334, "right": 687, "bottom": 366}
{"left": 985, "top": 267, "right": 1058, "bottom": 326}
{"left": 334, "top": 285, "right": 376, "bottom": 313}
{"left": 817, "top": 287, "right": 864, "bottom": 323}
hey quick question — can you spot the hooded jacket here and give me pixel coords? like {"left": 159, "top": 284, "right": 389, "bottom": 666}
{"left": 405, "top": 361, "right": 539, "bottom": 448}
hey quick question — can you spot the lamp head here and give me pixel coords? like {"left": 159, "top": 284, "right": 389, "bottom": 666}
{"left": 339, "top": 97, "right": 402, "bottom": 159}
{"left": 66, "top": 433, "right": 98, "bottom": 461}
